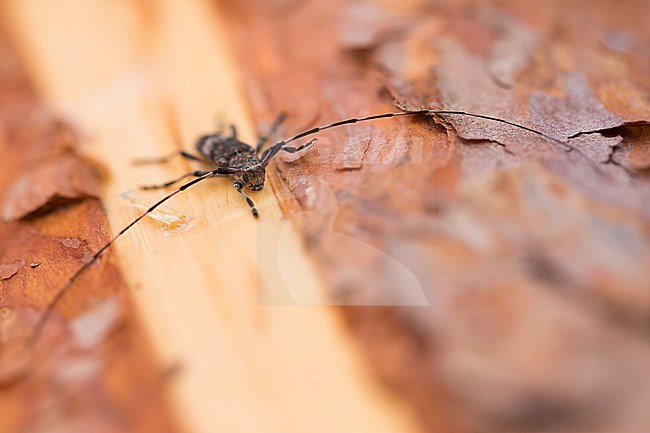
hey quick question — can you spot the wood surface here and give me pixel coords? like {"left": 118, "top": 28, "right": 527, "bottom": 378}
{"left": 1, "top": 1, "right": 649, "bottom": 433}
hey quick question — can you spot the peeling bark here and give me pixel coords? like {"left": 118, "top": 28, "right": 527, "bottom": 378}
{"left": 223, "top": 1, "right": 650, "bottom": 432}
{"left": 0, "top": 26, "right": 178, "bottom": 433}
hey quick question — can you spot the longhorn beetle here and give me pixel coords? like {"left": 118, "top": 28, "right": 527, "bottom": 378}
{"left": 28, "top": 108, "right": 573, "bottom": 346}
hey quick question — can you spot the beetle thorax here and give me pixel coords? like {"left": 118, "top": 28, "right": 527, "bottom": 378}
{"left": 230, "top": 155, "right": 265, "bottom": 191}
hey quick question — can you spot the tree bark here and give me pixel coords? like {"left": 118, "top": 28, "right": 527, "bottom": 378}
{"left": 223, "top": 1, "right": 650, "bottom": 432}
{"left": 1, "top": 1, "right": 649, "bottom": 433}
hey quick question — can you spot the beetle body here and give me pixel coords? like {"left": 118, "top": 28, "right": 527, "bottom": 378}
{"left": 196, "top": 131, "right": 266, "bottom": 191}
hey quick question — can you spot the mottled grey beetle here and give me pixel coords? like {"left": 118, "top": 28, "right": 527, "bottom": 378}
{"left": 29, "top": 108, "right": 569, "bottom": 345}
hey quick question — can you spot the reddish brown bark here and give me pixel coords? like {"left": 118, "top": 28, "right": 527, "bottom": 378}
{"left": 0, "top": 29, "right": 178, "bottom": 433}
{"left": 222, "top": 1, "right": 650, "bottom": 432}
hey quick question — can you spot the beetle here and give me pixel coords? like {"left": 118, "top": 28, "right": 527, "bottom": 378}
{"left": 27, "top": 108, "right": 571, "bottom": 345}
